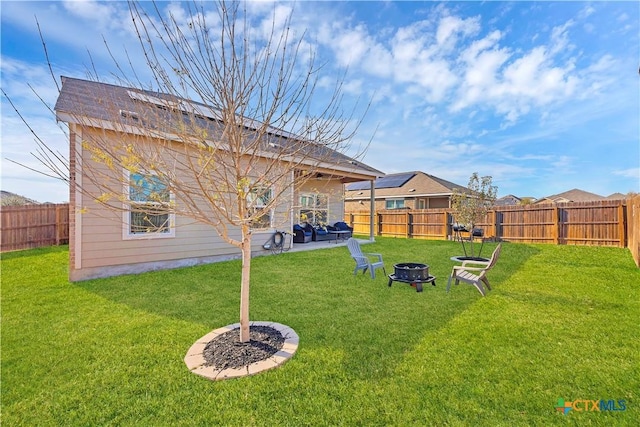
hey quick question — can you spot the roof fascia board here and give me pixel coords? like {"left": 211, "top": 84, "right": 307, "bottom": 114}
{"left": 345, "top": 192, "right": 454, "bottom": 200}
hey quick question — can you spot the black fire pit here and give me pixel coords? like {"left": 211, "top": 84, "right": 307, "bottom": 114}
{"left": 388, "top": 263, "right": 436, "bottom": 292}
{"left": 393, "top": 263, "right": 430, "bottom": 281}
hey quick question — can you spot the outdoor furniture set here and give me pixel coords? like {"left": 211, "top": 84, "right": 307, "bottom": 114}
{"left": 293, "top": 221, "right": 353, "bottom": 244}
{"left": 346, "top": 237, "right": 502, "bottom": 296}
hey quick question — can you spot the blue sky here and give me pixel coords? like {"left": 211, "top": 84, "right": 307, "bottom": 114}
{"left": 1, "top": 1, "right": 639, "bottom": 203}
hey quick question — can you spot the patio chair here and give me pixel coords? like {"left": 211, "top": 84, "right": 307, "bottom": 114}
{"left": 347, "top": 238, "right": 386, "bottom": 279}
{"left": 447, "top": 243, "right": 502, "bottom": 296}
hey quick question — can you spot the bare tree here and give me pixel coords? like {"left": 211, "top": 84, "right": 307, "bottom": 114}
{"left": 450, "top": 172, "right": 497, "bottom": 259}
{"left": 0, "top": 191, "right": 39, "bottom": 206}
{"left": 519, "top": 197, "right": 535, "bottom": 205}
{"left": 11, "top": 1, "right": 370, "bottom": 342}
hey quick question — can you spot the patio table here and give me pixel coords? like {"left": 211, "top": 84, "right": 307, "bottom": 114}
{"left": 328, "top": 230, "right": 350, "bottom": 243}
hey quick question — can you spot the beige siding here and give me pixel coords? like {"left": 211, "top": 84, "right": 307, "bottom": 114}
{"left": 346, "top": 196, "right": 451, "bottom": 213}
{"left": 423, "top": 197, "right": 450, "bottom": 209}
{"left": 296, "top": 179, "right": 345, "bottom": 225}
{"left": 71, "top": 127, "right": 294, "bottom": 280}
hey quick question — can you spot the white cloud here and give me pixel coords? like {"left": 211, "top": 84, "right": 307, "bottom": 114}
{"left": 362, "top": 43, "right": 395, "bottom": 78}
{"left": 258, "top": 3, "right": 295, "bottom": 42}
{"left": 319, "top": 8, "right": 605, "bottom": 126}
{"left": 452, "top": 30, "right": 508, "bottom": 111}
{"left": 435, "top": 15, "right": 480, "bottom": 48}
{"left": 549, "top": 20, "right": 575, "bottom": 56}
{"left": 343, "top": 79, "right": 363, "bottom": 95}
{"left": 578, "top": 5, "right": 596, "bottom": 20}
{"left": 62, "top": 0, "right": 132, "bottom": 37}
{"left": 613, "top": 168, "right": 640, "bottom": 179}
{"left": 451, "top": 20, "right": 584, "bottom": 123}
{"left": 62, "top": 0, "right": 116, "bottom": 22}
{"left": 333, "top": 24, "right": 373, "bottom": 67}
{"left": 389, "top": 21, "right": 458, "bottom": 102}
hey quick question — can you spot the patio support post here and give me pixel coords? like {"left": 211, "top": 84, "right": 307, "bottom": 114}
{"left": 289, "top": 170, "right": 295, "bottom": 249}
{"left": 369, "top": 180, "right": 375, "bottom": 241}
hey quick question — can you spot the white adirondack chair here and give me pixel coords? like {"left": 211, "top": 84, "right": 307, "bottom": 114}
{"left": 447, "top": 243, "right": 502, "bottom": 296}
{"left": 347, "top": 238, "right": 386, "bottom": 279}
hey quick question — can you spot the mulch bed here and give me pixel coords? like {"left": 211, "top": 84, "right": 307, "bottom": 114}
{"left": 202, "top": 325, "right": 284, "bottom": 370}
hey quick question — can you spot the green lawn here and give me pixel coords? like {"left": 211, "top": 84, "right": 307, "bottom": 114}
{"left": 2, "top": 239, "right": 638, "bottom": 426}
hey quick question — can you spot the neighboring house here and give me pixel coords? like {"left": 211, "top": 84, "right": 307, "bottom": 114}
{"left": 605, "top": 193, "right": 627, "bottom": 200}
{"left": 494, "top": 194, "right": 522, "bottom": 206}
{"left": 344, "top": 171, "right": 466, "bottom": 212}
{"left": 54, "top": 77, "right": 383, "bottom": 281}
{"left": 534, "top": 188, "right": 605, "bottom": 204}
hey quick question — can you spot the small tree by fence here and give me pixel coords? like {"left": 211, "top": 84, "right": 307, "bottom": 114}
{"left": 347, "top": 199, "right": 639, "bottom": 267}
{"left": 1, "top": 204, "right": 69, "bottom": 252}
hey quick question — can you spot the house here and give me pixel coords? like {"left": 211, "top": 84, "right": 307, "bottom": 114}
{"left": 534, "top": 188, "right": 605, "bottom": 204}
{"left": 494, "top": 194, "right": 522, "bottom": 206}
{"left": 493, "top": 194, "right": 536, "bottom": 206}
{"left": 605, "top": 193, "right": 627, "bottom": 200}
{"left": 344, "top": 171, "right": 466, "bottom": 212}
{"left": 54, "top": 77, "right": 383, "bottom": 281}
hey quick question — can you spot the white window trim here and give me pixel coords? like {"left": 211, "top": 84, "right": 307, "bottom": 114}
{"left": 298, "top": 192, "right": 329, "bottom": 225}
{"left": 248, "top": 184, "right": 274, "bottom": 231}
{"left": 123, "top": 170, "right": 175, "bottom": 240}
{"left": 385, "top": 198, "right": 405, "bottom": 209}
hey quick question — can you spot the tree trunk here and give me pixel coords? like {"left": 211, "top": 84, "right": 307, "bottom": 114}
{"left": 239, "top": 232, "right": 252, "bottom": 342}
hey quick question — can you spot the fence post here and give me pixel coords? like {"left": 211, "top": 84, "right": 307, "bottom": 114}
{"left": 377, "top": 212, "right": 382, "bottom": 236}
{"left": 554, "top": 206, "right": 561, "bottom": 245}
{"left": 406, "top": 211, "right": 411, "bottom": 239}
{"left": 55, "top": 204, "right": 61, "bottom": 245}
{"left": 444, "top": 211, "right": 450, "bottom": 240}
{"left": 618, "top": 202, "right": 626, "bottom": 248}
{"left": 491, "top": 209, "right": 498, "bottom": 241}
{"left": 489, "top": 210, "right": 495, "bottom": 239}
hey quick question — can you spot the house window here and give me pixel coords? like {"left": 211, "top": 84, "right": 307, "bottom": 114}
{"left": 385, "top": 198, "right": 405, "bottom": 209}
{"left": 299, "top": 193, "right": 328, "bottom": 225}
{"left": 417, "top": 199, "right": 426, "bottom": 209}
{"left": 248, "top": 186, "right": 273, "bottom": 229}
{"left": 125, "top": 172, "right": 174, "bottom": 238}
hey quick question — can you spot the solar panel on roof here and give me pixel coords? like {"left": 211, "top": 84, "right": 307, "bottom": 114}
{"left": 375, "top": 173, "right": 415, "bottom": 189}
{"left": 346, "top": 173, "right": 416, "bottom": 191}
{"left": 345, "top": 181, "right": 371, "bottom": 191}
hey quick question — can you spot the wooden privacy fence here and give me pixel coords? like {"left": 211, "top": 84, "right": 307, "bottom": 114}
{"left": 347, "top": 200, "right": 633, "bottom": 249}
{"left": 2, "top": 199, "right": 638, "bottom": 267}
{"left": 1, "top": 204, "right": 70, "bottom": 252}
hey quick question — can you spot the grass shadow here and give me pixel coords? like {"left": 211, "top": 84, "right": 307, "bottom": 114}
{"left": 5, "top": 242, "right": 639, "bottom": 426}
{"left": 73, "top": 238, "right": 540, "bottom": 381}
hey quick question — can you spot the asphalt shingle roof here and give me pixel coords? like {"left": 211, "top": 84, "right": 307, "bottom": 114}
{"left": 345, "top": 171, "right": 466, "bottom": 198}
{"left": 54, "top": 76, "right": 384, "bottom": 179}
